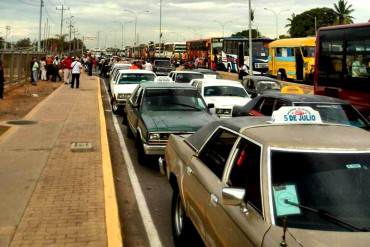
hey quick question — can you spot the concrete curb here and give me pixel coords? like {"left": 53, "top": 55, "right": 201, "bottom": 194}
{"left": 96, "top": 76, "right": 124, "bottom": 247}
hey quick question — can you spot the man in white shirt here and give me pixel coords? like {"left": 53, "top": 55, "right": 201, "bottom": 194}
{"left": 70, "top": 57, "right": 83, "bottom": 89}
{"left": 144, "top": 60, "right": 153, "bottom": 71}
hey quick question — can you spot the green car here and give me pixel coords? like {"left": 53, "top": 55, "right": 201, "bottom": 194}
{"left": 125, "top": 83, "right": 216, "bottom": 164}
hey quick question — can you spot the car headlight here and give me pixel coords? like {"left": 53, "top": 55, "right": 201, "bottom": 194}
{"left": 149, "top": 133, "right": 161, "bottom": 140}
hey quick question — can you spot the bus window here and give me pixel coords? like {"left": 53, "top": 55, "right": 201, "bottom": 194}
{"left": 302, "top": 47, "right": 315, "bottom": 57}
{"left": 346, "top": 40, "right": 370, "bottom": 78}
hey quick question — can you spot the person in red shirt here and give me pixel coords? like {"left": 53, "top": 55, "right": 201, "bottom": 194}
{"left": 61, "top": 55, "right": 72, "bottom": 84}
{"left": 130, "top": 61, "right": 139, "bottom": 70}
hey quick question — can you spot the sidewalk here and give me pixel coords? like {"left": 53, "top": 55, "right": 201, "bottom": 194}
{"left": 0, "top": 74, "right": 122, "bottom": 246}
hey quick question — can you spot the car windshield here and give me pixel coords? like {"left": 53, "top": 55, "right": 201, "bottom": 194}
{"left": 204, "top": 86, "right": 248, "bottom": 97}
{"left": 293, "top": 103, "right": 369, "bottom": 129}
{"left": 256, "top": 81, "right": 281, "bottom": 91}
{"left": 142, "top": 89, "right": 207, "bottom": 111}
{"left": 176, "top": 73, "right": 204, "bottom": 83}
{"left": 271, "top": 150, "right": 370, "bottom": 232}
{"left": 155, "top": 60, "right": 171, "bottom": 67}
{"left": 118, "top": 73, "right": 155, "bottom": 84}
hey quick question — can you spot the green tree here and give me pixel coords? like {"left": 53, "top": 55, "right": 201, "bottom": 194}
{"left": 287, "top": 8, "right": 337, "bottom": 37}
{"left": 231, "top": 29, "right": 261, "bottom": 39}
{"left": 15, "top": 38, "right": 32, "bottom": 48}
{"left": 333, "top": 0, "right": 354, "bottom": 24}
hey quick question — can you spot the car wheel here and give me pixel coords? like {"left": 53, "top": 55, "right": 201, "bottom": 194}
{"left": 136, "top": 134, "right": 148, "bottom": 165}
{"left": 126, "top": 124, "right": 134, "bottom": 139}
{"left": 111, "top": 98, "right": 120, "bottom": 115}
{"left": 172, "top": 190, "right": 192, "bottom": 247}
{"left": 122, "top": 112, "right": 128, "bottom": 125}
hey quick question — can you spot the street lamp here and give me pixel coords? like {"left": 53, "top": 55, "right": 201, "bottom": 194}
{"left": 123, "top": 9, "right": 150, "bottom": 47}
{"left": 306, "top": 14, "right": 317, "bottom": 36}
{"left": 264, "top": 8, "right": 290, "bottom": 39}
{"left": 213, "top": 20, "right": 233, "bottom": 37}
{"left": 114, "top": 20, "right": 133, "bottom": 50}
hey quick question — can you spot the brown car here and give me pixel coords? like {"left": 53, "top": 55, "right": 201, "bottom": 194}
{"left": 163, "top": 115, "right": 370, "bottom": 247}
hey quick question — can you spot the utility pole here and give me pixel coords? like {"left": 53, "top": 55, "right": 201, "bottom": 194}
{"left": 38, "top": 0, "right": 44, "bottom": 52}
{"left": 56, "top": 4, "right": 70, "bottom": 54}
{"left": 159, "top": 0, "right": 162, "bottom": 55}
{"left": 248, "top": 0, "right": 253, "bottom": 77}
{"left": 68, "top": 16, "right": 74, "bottom": 54}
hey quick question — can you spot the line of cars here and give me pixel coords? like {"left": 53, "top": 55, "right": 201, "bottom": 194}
{"left": 105, "top": 61, "right": 370, "bottom": 247}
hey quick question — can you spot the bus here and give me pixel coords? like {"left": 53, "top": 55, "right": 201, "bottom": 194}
{"left": 268, "top": 37, "right": 316, "bottom": 81}
{"left": 155, "top": 43, "right": 165, "bottom": 58}
{"left": 164, "top": 42, "right": 186, "bottom": 61}
{"left": 314, "top": 22, "right": 370, "bottom": 119}
{"left": 222, "top": 38, "right": 273, "bottom": 73}
{"left": 186, "top": 38, "right": 223, "bottom": 69}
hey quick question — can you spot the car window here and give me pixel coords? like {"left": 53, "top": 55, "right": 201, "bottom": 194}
{"left": 274, "top": 99, "right": 290, "bottom": 111}
{"left": 196, "top": 82, "right": 203, "bottom": 94}
{"left": 228, "top": 139, "right": 262, "bottom": 213}
{"left": 199, "top": 129, "right": 239, "bottom": 179}
{"left": 113, "top": 71, "right": 120, "bottom": 82}
{"left": 131, "top": 87, "right": 142, "bottom": 105}
{"left": 259, "top": 98, "right": 275, "bottom": 116}
{"left": 136, "top": 88, "right": 144, "bottom": 106}
{"left": 119, "top": 73, "right": 155, "bottom": 84}
{"left": 176, "top": 73, "right": 204, "bottom": 83}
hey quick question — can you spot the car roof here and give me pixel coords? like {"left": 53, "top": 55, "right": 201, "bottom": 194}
{"left": 140, "top": 82, "right": 196, "bottom": 89}
{"left": 260, "top": 93, "right": 349, "bottom": 104}
{"left": 201, "top": 79, "right": 243, "bottom": 87}
{"left": 186, "top": 117, "right": 370, "bottom": 151}
{"left": 118, "top": 69, "right": 156, "bottom": 74}
{"left": 192, "top": 69, "right": 218, "bottom": 74}
{"left": 244, "top": 75, "right": 278, "bottom": 82}
{"left": 172, "top": 71, "right": 203, "bottom": 75}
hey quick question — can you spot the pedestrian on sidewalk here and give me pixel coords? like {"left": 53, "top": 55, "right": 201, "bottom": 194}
{"left": 52, "top": 56, "right": 62, "bottom": 82}
{"left": 86, "top": 54, "right": 93, "bottom": 76}
{"left": 144, "top": 60, "right": 153, "bottom": 71}
{"left": 40, "top": 57, "right": 47, "bottom": 81}
{"left": 31, "top": 58, "right": 39, "bottom": 85}
{"left": 0, "top": 60, "right": 4, "bottom": 100}
{"left": 70, "top": 57, "right": 82, "bottom": 89}
{"left": 61, "top": 55, "right": 72, "bottom": 85}
{"left": 46, "top": 56, "right": 53, "bottom": 81}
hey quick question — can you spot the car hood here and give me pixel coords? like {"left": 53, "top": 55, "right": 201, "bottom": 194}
{"left": 273, "top": 226, "right": 370, "bottom": 247}
{"left": 113, "top": 84, "right": 138, "bottom": 94}
{"left": 205, "top": 96, "right": 251, "bottom": 108}
{"left": 142, "top": 111, "right": 215, "bottom": 132}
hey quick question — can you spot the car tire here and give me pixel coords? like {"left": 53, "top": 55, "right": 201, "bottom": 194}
{"left": 172, "top": 190, "right": 192, "bottom": 247}
{"left": 122, "top": 112, "right": 128, "bottom": 125}
{"left": 111, "top": 98, "right": 121, "bottom": 115}
{"left": 126, "top": 124, "right": 134, "bottom": 139}
{"left": 136, "top": 134, "right": 148, "bottom": 165}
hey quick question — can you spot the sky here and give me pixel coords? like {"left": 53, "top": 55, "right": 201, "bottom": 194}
{"left": 0, "top": 0, "right": 369, "bottom": 48}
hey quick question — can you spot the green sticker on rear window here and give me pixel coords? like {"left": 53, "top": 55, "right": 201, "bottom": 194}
{"left": 346, "top": 164, "right": 362, "bottom": 169}
{"left": 273, "top": 184, "right": 301, "bottom": 217}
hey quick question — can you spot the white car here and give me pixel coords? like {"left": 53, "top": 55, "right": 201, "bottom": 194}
{"left": 108, "top": 63, "right": 132, "bottom": 91}
{"left": 168, "top": 71, "right": 204, "bottom": 83}
{"left": 154, "top": 76, "right": 174, "bottom": 83}
{"left": 190, "top": 79, "right": 251, "bottom": 118}
{"left": 110, "top": 70, "right": 156, "bottom": 114}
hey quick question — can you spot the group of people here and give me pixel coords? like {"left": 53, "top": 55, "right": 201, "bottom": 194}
{"left": 30, "top": 55, "right": 83, "bottom": 89}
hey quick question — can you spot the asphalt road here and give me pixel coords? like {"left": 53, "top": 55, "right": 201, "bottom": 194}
{"left": 100, "top": 77, "right": 175, "bottom": 247}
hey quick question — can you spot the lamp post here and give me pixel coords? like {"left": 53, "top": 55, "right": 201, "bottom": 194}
{"left": 248, "top": 0, "right": 253, "bottom": 77}
{"left": 264, "top": 8, "right": 290, "bottom": 39}
{"left": 114, "top": 21, "right": 133, "bottom": 50}
{"left": 306, "top": 14, "right": 317, "bottom": 36}
{"left": 213, "top": 20, "right": 233, "bottom": 37}
{"left": 124, "top": 9, "right": 150, "bottom": 55}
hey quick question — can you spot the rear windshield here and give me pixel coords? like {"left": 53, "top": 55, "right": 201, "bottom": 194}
{"left": 155, "top": 60, "right": 171, "bottom": 67}
{"left": 118, "top": 73, "right": 155, "bottom": 84}
{"left": 271, "top": 150, "right": 370, "bottom": 232}
{"left": 293, "top": 103, "right": 369, "bottom": 129}
{"left": 175, "top": 73, "right": 204, "bottom": 83}
{"left": 204, "top": 86, "right": 248, "bottom": 97}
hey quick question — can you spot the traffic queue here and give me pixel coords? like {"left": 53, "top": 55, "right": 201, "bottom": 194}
{"left": 101, "top": 22, "right": 370, "bottom": 247}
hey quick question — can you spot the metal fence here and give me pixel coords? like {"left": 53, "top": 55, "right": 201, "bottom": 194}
{"left": 0, "top": 50, "right": 46, "bottom": 85}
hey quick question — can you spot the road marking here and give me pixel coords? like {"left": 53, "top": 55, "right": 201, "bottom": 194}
{"left": 101, "top": 79, "right": 163, "bottom": 247}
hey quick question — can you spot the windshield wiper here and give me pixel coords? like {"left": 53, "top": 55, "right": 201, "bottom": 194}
{"left": 284, "top": 199, "right": 369, "bottom": 232}
{"left": 170, "top": 103, "right": 202, "bottom": 111}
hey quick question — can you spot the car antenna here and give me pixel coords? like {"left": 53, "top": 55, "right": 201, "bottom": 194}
{"left": 280, "top": 216, "right": 288, "bottom": 247}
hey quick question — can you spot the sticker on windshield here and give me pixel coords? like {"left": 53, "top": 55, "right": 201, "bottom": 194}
{"left": 272, "top": 106, "right": 322, "bottom": 124}
{"left": 273, "top": 184, "right": 301, "bottom": 217}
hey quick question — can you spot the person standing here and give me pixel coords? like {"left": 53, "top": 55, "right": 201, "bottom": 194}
{"left": 70, "top": 57, "right": 82, "bottom": 89}
{"left": 40, "top": 57, "right": 47, "bottom": 81}
{"left": 31, "top": 58, "right": 39, "bottom": 85}
{"left": 144, "top": 60, "right": 153, "bottom": 71}
{"left": 46, "top": 56, "right": 53, "bottom": 80}
{"left": 61, "top": 55, "right": 72, "bottom": 84}
{"left": 86, "top": 54, "right": 93, "bottom": 76}
{"left": 0, "top": 60, "right": 5, "bottom": 100}
{"left": 52, "top": 56, "right": 62, "bottom": 82}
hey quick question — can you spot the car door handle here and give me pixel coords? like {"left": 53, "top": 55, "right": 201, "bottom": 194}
{"left": 210, "top": 193, "right": 219, "bottom": 205}
{"left": 186, "top": 166, "right": 193, "bottom": 176}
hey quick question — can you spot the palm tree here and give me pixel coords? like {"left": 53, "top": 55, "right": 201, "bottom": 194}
{"left": 285, "top": 13, "right": 296, "bottom": 28}
{"left": 333, "top": 0, "right": 354, "bottom": 24}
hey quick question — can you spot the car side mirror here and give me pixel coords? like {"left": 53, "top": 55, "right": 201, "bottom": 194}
{"left": 222, "top": 187, "right": 245, "bottom": 206}
{"left": 207, "top": 103, "right": 215, "bottom": 109}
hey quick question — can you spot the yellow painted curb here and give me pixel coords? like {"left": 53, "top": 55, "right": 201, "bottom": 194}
{"left": 96, "top": 76, "right": 124, "bottom": 247}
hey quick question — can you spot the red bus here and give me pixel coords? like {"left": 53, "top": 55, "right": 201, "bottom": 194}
{"left": 314, "top": 22, "right": 370, "bottom": 119}
{"left": 186, "top": 38, "right": 223, "bottom": 69}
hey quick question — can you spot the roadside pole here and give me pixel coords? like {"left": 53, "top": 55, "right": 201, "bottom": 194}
{"left": 248, "top": 0, "right": 253, "bottom": 77}
{"left": 38, "top": 0, "right": 44, "bottom": 52}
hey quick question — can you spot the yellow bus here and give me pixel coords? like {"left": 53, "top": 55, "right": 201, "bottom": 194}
{"left": 268, "top": 37, "right": 316, "bottom": 81}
